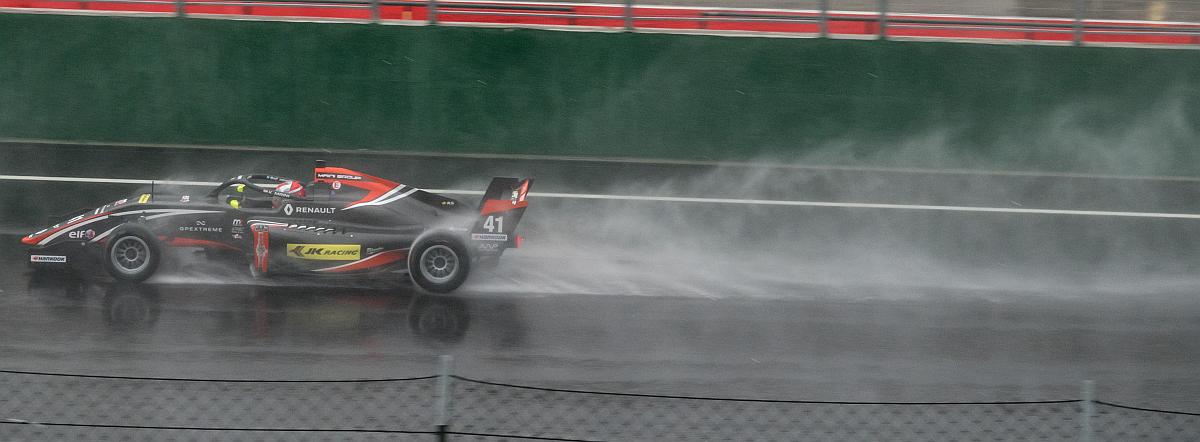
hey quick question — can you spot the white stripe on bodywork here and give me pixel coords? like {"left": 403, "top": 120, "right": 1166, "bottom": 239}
{"left": 374, "top": 188, "right": 420, "bottom": 206}
{"left": 342, "top": 185, "right": 405, "bottom": 210}
{"left": 38, "top": 209, "right": 222, "bottom": 246}
{"left": 343, "top": 185, "right": 419, "bottom": 210}
{"left": 142, "top": 209, "right": 224, "bottom": 220}
{"left": 88, "top": 226, "right": 120, "bottom": 244}
{"left": 37, "top": 215, "right": 111, "bottom": 245}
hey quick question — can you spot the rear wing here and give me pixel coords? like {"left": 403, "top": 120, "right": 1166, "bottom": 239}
{"left": 470, "top": 177, "right": 532, "bottom": 250}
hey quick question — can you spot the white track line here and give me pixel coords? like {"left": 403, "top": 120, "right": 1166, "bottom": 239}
{"left": 6, "top": 138, "right": 1200, "bottom": 182}
{"left": 2, "top": 173, "right": 1200, "bottom": 220}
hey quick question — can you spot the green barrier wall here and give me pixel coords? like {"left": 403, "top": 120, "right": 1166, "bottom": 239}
{"left": 1, "top": 13, "right": 1198, "bottom": 175}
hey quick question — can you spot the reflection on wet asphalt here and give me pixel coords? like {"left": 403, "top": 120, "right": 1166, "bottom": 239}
{"left": 3, "top": 246, "right": 1200, "bottom": 413}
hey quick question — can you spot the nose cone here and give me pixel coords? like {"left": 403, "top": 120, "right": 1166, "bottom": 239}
{"left": 21, "top": 234, "right": 39, "bottom": 245}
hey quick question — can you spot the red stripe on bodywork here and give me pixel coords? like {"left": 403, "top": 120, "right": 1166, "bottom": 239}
{"left": 480, "top": 199, "right": 527, "bottom": 216}
{"left": 166, "top": 238, "right": 240, "bottom": 251}
{"left": 313, "top": 167, "right": 401, "bottom": 208}
{"left": 22, "top": 212, "right": 111, "bottom": 245}
{"left": 517, "top": 180, "right": 530, "bottom": 202}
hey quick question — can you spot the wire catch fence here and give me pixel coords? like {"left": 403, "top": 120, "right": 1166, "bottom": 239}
{"left": 2, "top": 357, "right": 1198, "bottom": 441}
{"left": 1, "top": 0, "right": 1199, "bottom": 46}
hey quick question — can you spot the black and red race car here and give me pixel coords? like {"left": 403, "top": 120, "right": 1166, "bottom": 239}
{"left": 22, "top": 161, "right": 532, "bottom": 293}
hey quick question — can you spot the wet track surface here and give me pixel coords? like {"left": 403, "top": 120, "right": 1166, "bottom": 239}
{"left": 2, "top": 142, "right": 1200, "bottom": 417}
{"left": 2, "top": 244, "right": 1200, "bottom": 412}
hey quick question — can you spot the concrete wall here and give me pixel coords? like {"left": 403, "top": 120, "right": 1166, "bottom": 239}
{"left": 1, "top": 13, "right": 1198, "bottom": 175}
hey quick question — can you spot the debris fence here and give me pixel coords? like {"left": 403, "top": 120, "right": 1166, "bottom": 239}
{"left": 1, "top": 358, "right": 1197, "bottom": 441}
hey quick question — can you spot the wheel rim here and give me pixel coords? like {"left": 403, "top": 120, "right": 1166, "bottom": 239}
{"left": 110, "top": 236, "right": 151, "bottom": 276}
{"left": 419, "top": 245, "right": 459, "bottom": 284}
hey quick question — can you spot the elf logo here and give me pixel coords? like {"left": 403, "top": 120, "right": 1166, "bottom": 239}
{"left": 287, "top": 244, "right": 360, "bottom": 260}
{"left": 67, "top": 229, "right": 96, "bottom": 240}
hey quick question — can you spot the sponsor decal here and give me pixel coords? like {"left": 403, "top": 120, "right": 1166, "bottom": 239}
{"left": 316, "top": 172, "right": 363, "bottom": 181}
{"left": 232, "top": 219, "right": 243, "bottom": 227}
{"left": 179, "top": 220, "right": 222, "bottom": 233}
{"left": 30, "top": 255, "right": 67, "bottom": 263}
{"left": 477, "top": 242, "right": 500, "bottom": 251}
{"left": 331, "top": 181, "right": 342, "bottom": 190}
{"left": 138, "top": 194, "right": 151, "bottom": 204}
{"left": 180, "top": 195, "right": 190, "bottom": 203}
{"left": 286, "top": 244, "right": 360, "bottom": 261}
{"left": 232, "top": 234, "right": 243, "bottom": 239}
{"left": 113, "top": 198, "right": 128, "bottom": 207}
{"left": 471, "top": 233, "right": 508, "bottom": 241}
{"left": 366, "top": 247, "right": 384, "bottom": 255}
{"left": 441, "top": 200, "right": 456, "bottom": 207}
{"left": 282, "top": 203, "right": 335, "bottom": 216}
{"left": 179, "top": 226, "right": 224, "bottom": 233}
{"left": 67, "top": 229, "right": 96, "bottom": 240}
{"left": 296, "top": 206, "right": 335, "bottom": 215}
{"left": 254, "top": 229, "right": 270, "bottom": 273}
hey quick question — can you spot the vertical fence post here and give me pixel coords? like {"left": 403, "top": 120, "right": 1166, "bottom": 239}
{"left": 1073, "top": 0, "right": 1085, "bottom": 46}
{"left": 436, "top": 355, "right": 454, "bottom": 442}
{"left": 877, "top": 0, "right": 887, "bottom": 39}
{"left": 369, "top": 0, "right": 379, "bottom": 24}
{"left": 1080, "top": 380, "right": 1094, "bottom": 442}
{"left": 623, "top": 0, "right": 634, "bottom": 31}
{"left": 818, "top": 0, "right": 828, "bottom": 38}
{"left": 175, "top": 0, "right": 185, "bottom": 18}
{"left": 429, "top": 0, "right": 438, "bottom": 25}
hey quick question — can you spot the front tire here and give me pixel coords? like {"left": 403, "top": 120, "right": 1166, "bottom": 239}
{"left": 104, "top": 226, "right": 161, "bottom": 282}
{"left": 408, "top": 235, "right": 470, "bottom": 293}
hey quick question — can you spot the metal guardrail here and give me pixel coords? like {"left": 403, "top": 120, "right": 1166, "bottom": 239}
{"left": 8, "top": 0, "right": 1200, "bottom": 45}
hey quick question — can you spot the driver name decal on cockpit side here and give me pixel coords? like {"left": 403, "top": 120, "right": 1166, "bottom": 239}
{"left": 316, "top": 173, "right": 363, "bottom": 181}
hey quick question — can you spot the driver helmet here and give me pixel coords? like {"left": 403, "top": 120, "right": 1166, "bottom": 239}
{"left": 271, "top": 180, "right": 306, "bottom": 208}
{"left": 275, "top": 180, "right": 306, "bottom": 198}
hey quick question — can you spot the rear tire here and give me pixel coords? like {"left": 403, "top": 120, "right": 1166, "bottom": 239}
{"left": 104, "top": 225, "right": 161, "bottom": 282}
{"left": 408, "top": 235, "right": 470, "bottom": 293}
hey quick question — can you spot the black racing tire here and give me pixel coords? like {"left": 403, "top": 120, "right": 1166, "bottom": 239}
{"left": 408, "top": 234, "right": 470, "bottom": 293}
{"left": 103, "top": 225, "right": 161, "bottom": 282}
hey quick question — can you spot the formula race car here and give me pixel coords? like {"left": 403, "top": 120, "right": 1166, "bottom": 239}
{"left": 22, "top": 161, "right": 532, "bottom": 293}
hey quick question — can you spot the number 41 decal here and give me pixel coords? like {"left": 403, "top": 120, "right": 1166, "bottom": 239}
{"left": 483, "top": 215, "right": 504, "bottom": 233}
